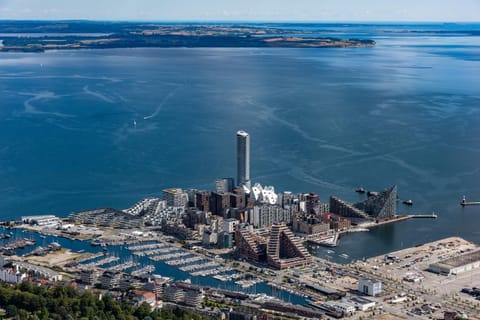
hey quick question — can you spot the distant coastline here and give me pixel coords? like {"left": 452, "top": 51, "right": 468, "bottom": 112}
{"left": 0, "top": 21, "right": 375, "bottom": 52}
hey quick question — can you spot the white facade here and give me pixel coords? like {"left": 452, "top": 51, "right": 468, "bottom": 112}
{"left": 22, "top": 215, "right": 60, "bottom": 226}
{"left": 251, "top": 183, "right": 278, "bottom": 205}
{"left": 223, "top": 218, "right": 239, "bottom": 233}
{"left": 358, "top": 278, "right": 382, "bottom": 296}
{"left": 249, "top": 204, "right": 293, "bottom": 228}
{"left": 347, "top": 296, "right": 376, "bottom": 311}
{"left": 323, "top": 301, "right": 356, "bottom": 314}
{"left": 0, "top": 268, "right": 26, "bottom": 284}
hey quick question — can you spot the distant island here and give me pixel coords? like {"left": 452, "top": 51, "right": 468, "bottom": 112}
{"left": 0, "top": 21, "right": 375, "bottom": 52}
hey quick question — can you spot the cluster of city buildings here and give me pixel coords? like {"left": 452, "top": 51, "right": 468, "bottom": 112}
{"left": 3, "top": 130, "right": 480, "bottom": 320}
{"left": 65, "top": 130, "right": 399, "bottom": 270}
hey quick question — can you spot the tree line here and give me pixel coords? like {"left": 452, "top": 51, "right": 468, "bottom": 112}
{"left": 0, "top": 282, "right": 213, "bottom": 320}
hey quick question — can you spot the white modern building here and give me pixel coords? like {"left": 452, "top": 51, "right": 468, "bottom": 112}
{"left": 223, "top": 218, "right": 239, "bottom": 233}
{"left": 21, "top": 215, "right": 60, "bottom": 226}
{"left": 323, "top": 300, "right": 356, "bottom": 314}
{"left": 0, "top": 268, "right": 26, "bottom": 284}
{"left": 347, "top": 296, "right": 376, "bottom": 311}
{"left": 358, "top": 278, "right": 382, "bottom": 296}
{"left": 251, "top": 183, "right": 278, "bottom": 205}
{"left": 249, "top": 204, "right": 293, "bottom": 228}
{"left": 236, "top": 130, "right": 251, "bottom": 190}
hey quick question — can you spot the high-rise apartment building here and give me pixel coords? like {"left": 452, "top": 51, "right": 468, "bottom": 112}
{"left": 162, "top": 188, "right": 188, "bottom": 208}
{"left": 236, "top": 130, "right": 251, "bottom": 190}
{"left": 215, "top": 178, "right": 235, "bottom": 194}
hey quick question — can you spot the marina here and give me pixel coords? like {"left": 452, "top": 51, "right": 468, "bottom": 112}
{"left": 130, "top": 265, "right": 155, "bottom": 277}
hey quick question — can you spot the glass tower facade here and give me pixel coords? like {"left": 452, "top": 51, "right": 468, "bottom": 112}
{"left": 236, "top": 130, "right": 250, "bottom": 189}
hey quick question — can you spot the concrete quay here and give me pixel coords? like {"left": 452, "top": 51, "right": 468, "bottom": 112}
{"left": 351, "top": 237, "right": 480, "bottom": 319}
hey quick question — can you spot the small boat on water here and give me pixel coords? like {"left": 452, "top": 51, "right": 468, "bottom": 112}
{"left": 339, "top": 253, "right": 349, "bottom": 259}
{"left": 355, "top": 187, "right": 365, "bottom": 194}
{"left": 403, "top": 199, "right": 413, "bottom": 205}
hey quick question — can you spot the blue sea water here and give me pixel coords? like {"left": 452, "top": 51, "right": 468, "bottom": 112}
{"left": 1, "top": 23, "right": 480, "bottom": 263}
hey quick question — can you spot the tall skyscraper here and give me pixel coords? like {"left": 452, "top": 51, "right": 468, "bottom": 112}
{"left": 236, "top": 130, "right": 250, "bottom": 189}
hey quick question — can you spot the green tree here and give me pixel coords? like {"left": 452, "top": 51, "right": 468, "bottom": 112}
{"left": 134, "top": 302, "right": 152, "bottom": 319}
{"left": 5, "top": 304, "right": 17, "bottom": 318}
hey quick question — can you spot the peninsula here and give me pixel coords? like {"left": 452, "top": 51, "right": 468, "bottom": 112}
{"left": 0, "top": 21, "right": 375, "bottom": 52}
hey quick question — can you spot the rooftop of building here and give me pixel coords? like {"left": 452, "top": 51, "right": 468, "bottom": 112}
{"left": 432, "top": 249, "right": 480, "bottom": 268}
{"left": 236, "top": 130, "right": 249, "bottom": 137}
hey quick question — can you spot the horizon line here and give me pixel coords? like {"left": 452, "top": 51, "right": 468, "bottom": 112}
{"left": 1, "top": 19, "right": 479, "bottom": 24}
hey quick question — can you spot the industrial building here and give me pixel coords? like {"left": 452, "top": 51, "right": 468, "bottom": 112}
{"left": 21, "top": 215, "right": 60, "bottom": 226}
{"left": 347, "top": 296, "right": 376, "bottom": 311}
{"left": 358, "top": 278, "right": 382, "bottom": 296}
{"left": 428, "top": 249, "right": 480, "bottom": 275}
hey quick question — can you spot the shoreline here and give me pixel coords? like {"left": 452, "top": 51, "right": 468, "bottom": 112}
{"left": 0, "top": 21, "right": 375, "bottom": 53}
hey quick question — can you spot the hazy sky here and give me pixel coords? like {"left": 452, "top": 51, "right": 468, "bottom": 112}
{"left": 0, "top": 0, "right": 479, "bottom": 22}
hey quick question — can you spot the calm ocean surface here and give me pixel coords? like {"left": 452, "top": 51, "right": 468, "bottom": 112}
{"left": 1, "top": 23, "right": 480, "bottom": 261}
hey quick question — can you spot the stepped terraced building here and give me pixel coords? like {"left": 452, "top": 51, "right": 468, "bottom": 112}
{"left": 329, "top": 185, "right": 397, "bottom": 222}
{"left": 267, "top": 223, "right": 312, "bottom": 269}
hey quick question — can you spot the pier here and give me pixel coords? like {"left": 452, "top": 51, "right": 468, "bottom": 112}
{"left": 461, "top": 196, "right": 480, "bottom": 207}
{"left": 409, "top": 213, "right": 437, "bottom": 219}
